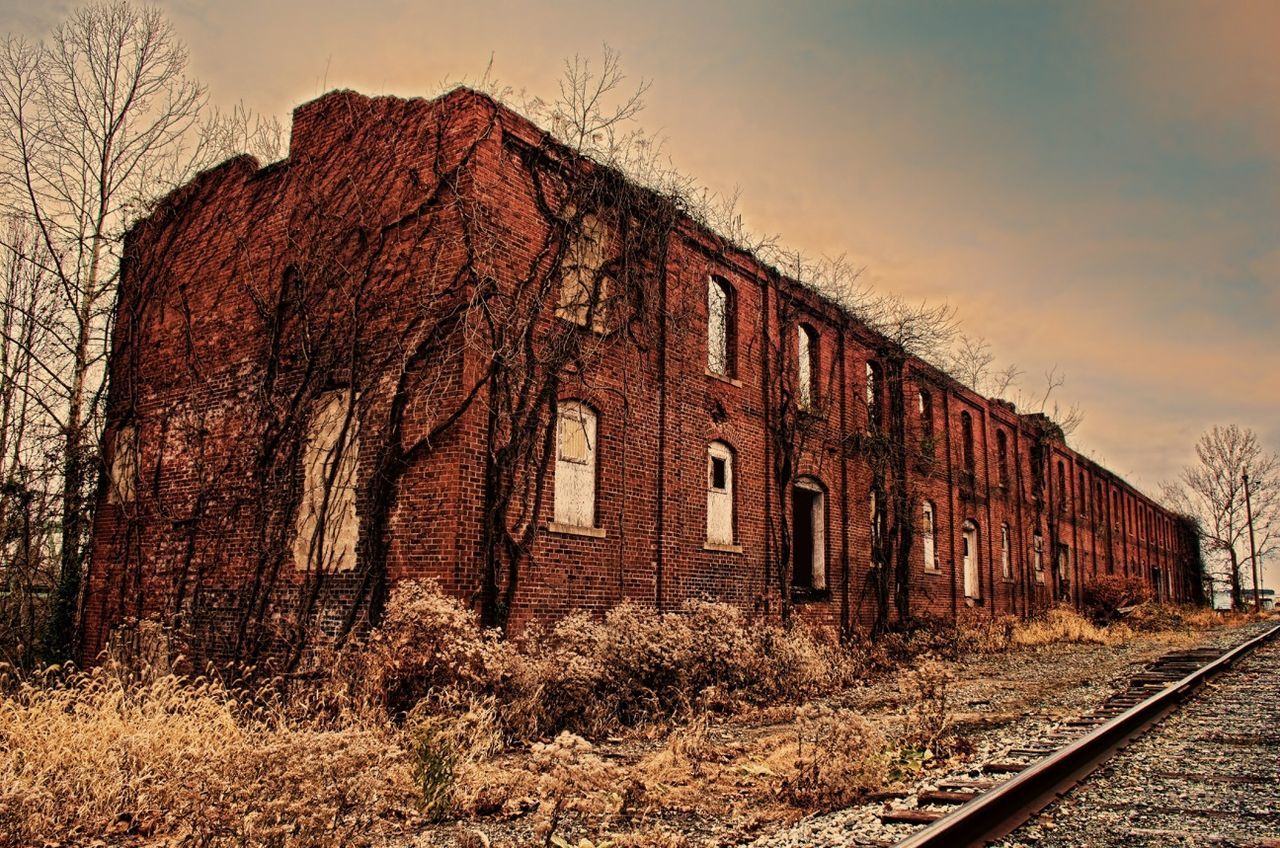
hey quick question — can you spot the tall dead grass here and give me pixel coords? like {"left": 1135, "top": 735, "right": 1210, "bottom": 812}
{"left": 954, "top": 603, "right": 1251, "bottom": 654}
{"left": 0, "top": 661, "right": 418, "bottom": 848}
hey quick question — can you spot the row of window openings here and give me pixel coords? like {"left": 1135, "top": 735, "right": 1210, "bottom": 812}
{"left": 708, "top": 276, "right": 888, "bottom": 424}
{"left": 584, "top": 265, "right": 1173, "bottom": 548}
{"left": 947, "top": 414, "right": 1173, "bottom": 547}
{"left": 116, "top": 395, "right": 1172, "bottom": 588}
{"left": 918, "top": 502, "right": 1045, "bottom": 591}
{"left": 556, "top": 403, "right": 1078, "bottom": 598}
{"left": 557, "top": 229, "right": 854, "bottom": 414}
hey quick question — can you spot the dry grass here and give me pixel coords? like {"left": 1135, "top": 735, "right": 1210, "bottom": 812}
{"left": 1, "top": 582, "right": 1263, "bottom": 847}
{"left": 770, "top": 704, "right": 886, "bottom": 810}
{"left": 0, "top": 662, "right": 419, "bottom": 848}
{"left": 953, "top": 603, "right": 1262, "bottom": 654}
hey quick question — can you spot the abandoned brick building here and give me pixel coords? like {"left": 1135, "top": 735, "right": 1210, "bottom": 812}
{"left": 81, "top": 88, "right": 1202, "bottom": 666}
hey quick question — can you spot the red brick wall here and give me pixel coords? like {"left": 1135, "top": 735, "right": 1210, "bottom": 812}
{"left": 81, "top": 88, "right": 1200, "bottom": 665}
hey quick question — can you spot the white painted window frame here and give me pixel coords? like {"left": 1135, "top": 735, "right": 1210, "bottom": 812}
{"left": 553, "top": 401, "right": 598, "bottom": 531}
{"left": 706, "top": 441, "right": 736, "bottom": 547}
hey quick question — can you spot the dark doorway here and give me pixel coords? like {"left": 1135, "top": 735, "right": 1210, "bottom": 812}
{"left": 792, "top": 486, "right": 818, "bottom": 589}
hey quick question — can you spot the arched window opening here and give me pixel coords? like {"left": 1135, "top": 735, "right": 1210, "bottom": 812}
{"left": 707, "top": 277, "right": 737, "bottom": 377}
{"left": 962, "top": 519, "right": 981, "bottom": 600}
{"left": 866, "top": 361, "right": 883, "bottom": 431}
{"left": 960, "top": 411, "right": 976, "bottom": 484}
{"left": 996, "top": 429, "right": 1010, "bottom": 489}
{"left": 797, "top": 324, "right": 819, "bottom": 409}
{"left": 1056, "top": 543, "right": 1072, "bottom": 602}
{"left": 870, "top": 486, "right": 887, "bottom": 564}
{"left": 706, "top": 441, "right": 735, "bottom": 545}
{"left": 1057, "top": 460, "right": 1067, "bottom": 513}
{"left": 922, "top": 500, "right": 937, "bottom": 571}
{"left": 557, "top": 214, "right": 611, "bottom": 331}
{"left": 919, "top": 389, "right": 935, "bottom": 455}
{"left": 1031, "top": 444, "right": 1046, "bottom": 494}
{"left": 553, "top": 401, "right": 598, "bottom": 530}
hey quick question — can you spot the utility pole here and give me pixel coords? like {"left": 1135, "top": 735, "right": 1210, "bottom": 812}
{"left": 1243, "top": 471, "right": 1261, "bottom": 612}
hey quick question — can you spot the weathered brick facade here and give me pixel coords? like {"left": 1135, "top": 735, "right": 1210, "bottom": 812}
{"left": 81, "top": 88, "right": 1202, "bottom": 666}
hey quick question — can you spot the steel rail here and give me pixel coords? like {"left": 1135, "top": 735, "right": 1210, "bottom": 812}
{"left": 891, "top": 622, "right": 1280, "bottom": 848}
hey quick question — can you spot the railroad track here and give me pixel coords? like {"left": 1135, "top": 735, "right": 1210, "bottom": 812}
{"left": 875, "top": 622, "right": 1280, "bottom": 848}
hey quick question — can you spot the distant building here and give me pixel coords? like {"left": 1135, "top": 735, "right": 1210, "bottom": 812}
{"left": 1212, "top": 587, "right": 1274, "bottom": 611}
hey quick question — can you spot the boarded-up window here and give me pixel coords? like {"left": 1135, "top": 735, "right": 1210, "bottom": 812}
{"left": 706, "top": 441, "right": 734, "bottom": 544}
{"left": 294, "top": 390, "right": 359, "bottom": 573}
{"left": 108, "top": 424, "right": 138, "bottom": 505}
{"left": 554, "top": 401, "right": 597, "bottom": 528}
{"left": 1033, "top": 533, "right": 1044, "bottom": 581}
{"left": 962, "top": 520, "right": 980, "bottom": 599}
{"left": 557, "top": 214, "right": 610, "bottom": 330}
{"left": 922, "top": 500, "right": 936, "bottom": 570}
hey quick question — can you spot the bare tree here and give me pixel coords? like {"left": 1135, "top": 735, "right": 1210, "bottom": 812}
{"left": 0, "top": 217, "right": 62, "bottom": 666}
{"left": 945, "top": 333, "right": 1019, "bottom": 399}
{"left": 0, "top": 1, "right": 276, "bottom": 661}
{"left": 1162, "top": 425, "right": 1277, "bottom": 610}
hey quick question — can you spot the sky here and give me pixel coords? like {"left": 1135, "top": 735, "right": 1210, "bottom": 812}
{"left": 6, "top": 0, "right": 1278, "bottom": 585}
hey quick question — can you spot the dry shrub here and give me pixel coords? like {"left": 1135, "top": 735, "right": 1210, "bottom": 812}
{"left": 1083, "top": 575, "right": 1152, "bottom": 623}
{"left": 954, "top": 612, "right": 1020, "bottom": 653}
{"left": 357, "top": 582, "right": 865, "bottom": 743}
{"left": 868, "top": 614, "right": 983, "bottom": 664}
{"left": 1121, "top": 601, "right": 1257, "bottom": 633}
{"left": 348, "top": 579, "right": 493, "bottom": 716}
{"left": 501, "top": 600, "right": 853, "bottom": 737}
{"left": 897, "top": 657, "right": 953, "bottom": 752}
{"left": 0, "top": 663, "right": 418, "bottom": 848}
{"left": 770, "top": 704, "right": 886, "bottom": 810}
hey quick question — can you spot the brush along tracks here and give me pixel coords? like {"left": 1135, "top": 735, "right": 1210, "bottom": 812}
{"left": 875, "top": 622, "right": 1280, "bottom": 848}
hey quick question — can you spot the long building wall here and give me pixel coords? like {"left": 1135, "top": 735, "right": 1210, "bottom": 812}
{"left": 81, "top": 88, "right": 1199, "bottom": 664}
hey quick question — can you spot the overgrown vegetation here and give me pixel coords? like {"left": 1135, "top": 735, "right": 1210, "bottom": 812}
{"left": 1, "top": 579, "right": 1265, "bottom": 848}
{"left": 338, "top": 580, "right": 862, "bottom": 740}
